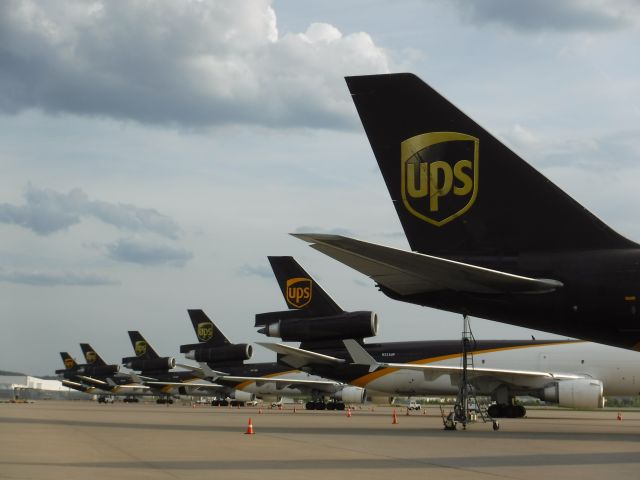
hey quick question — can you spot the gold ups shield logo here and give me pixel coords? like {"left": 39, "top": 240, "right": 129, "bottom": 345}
{"left": 63, "top": 358, "right": 75, "bottom": 369}
{"left": 285, "top": 277, "right": 312, "bottom": 309}
{"left": 134, "top": 341, "right": 147, "bottom": 357}
{"left": 85, "top": 351, "right": 97, "bottom": 364}
{"left": 401, "top": 132, "right": 479, "bottom": 226}
{"left": 197, "top": 322, "right": 213, "bottom": 342}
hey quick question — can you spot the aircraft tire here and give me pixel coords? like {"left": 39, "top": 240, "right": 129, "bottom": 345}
{"left": 487, "top": 404, "right": 502, "bottom": 418}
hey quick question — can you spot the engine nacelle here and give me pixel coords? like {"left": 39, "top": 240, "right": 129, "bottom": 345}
{"left": 184, "top": 344, "right": 253, "bottom": 363}
{"left": 333, "top": 386, "right": 366, "bottom": 404}
{"left": 258, "top": 311, "right": 378, "bottom": 342}
{"left": 122, "top": 356, "right": 176, "bottom": 371}
{"left": 541, "top": 379, "right": 604, "bottom": 409}
{"left": 228, "top": 390, "right": 256, "bottom": 402}
{"left": 86, "top": 364, "right": 119, "bottom": 377}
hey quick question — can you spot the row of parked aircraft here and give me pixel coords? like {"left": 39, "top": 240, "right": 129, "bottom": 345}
{"left": 57, "top": 255, "right": 640, "bottom": 417}
{"left": 58, "top": 72, "right": 640, "bottom": 417}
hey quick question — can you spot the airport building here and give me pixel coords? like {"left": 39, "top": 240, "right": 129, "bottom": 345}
{"left": 0, "top": 374, "right": 89, "bottom": 401}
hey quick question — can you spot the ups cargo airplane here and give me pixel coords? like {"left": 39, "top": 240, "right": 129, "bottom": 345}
{"left": 294, "top": 73, "right": 640, "bottom": 351}
{"left": 257, "top": 257, "right": 640, "bottom": 417}
{"left": 181, "top": 309, "right": 365, "bottom": 409}
{"left": 56, "top": 347, "right": 151, "bottom": 402}
{"left": 122, "top": 331, "right": 223, "bottom": 404}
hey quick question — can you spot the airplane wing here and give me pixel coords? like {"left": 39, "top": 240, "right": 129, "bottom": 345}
{"left": 105, "top": 377, "right": 151, "bottom": 390}
{"left": 176, "top": 363, "right": 229, "bottom": 379}
{"left": 343, "top": 339, "right": 583, "bottom": 382}
{"left": 141, "top": 381, "right": 223, "bottom": 390}
{"left": 216, "top": 376, "right": 340, "bottom": 390}
{"left": 256, "top": 342, "right": 346, "bottom": 369}
{"left": 196, "top": 362, "right": 342, "bottom": 391}
{"left": 292, "top": 234, "right": 563, "bottom": 295}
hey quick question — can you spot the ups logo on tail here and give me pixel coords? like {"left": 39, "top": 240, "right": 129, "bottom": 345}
{"left": 134, "top": 341, "right": 147, "bottom": 357}
{"left": 401, "top": 132, "right": 478, "bottom": 226}
{"left": 63, "top": 358, "right": 75, "bottom": 369}
{"left": 285, "top": 277, "right": 312, "bottom": 309}
{"left": 85, "top": 351, "right": 97, "bottom": 364}
{"left": 197, "top": 322, "right": 213, "bottom": 342}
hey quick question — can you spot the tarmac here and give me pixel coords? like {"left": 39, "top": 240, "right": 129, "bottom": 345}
{"left": 1, "top": 401, "right": 640, "bottom": 480}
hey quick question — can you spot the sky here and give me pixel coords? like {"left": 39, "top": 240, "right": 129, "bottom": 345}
{"left": 2, "top": 0, "right": 640, "bottom": 376}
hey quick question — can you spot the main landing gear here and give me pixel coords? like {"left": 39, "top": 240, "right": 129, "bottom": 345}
{"left": 487, "top": 403, "right": 526, "bottom": 418}
{"left": 305, "top": 400, "right": 346, "bottom": 410}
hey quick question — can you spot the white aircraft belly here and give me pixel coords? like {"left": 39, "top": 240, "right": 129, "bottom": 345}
{"left": 365, "top": 370, "right": 458, "bottom": 396}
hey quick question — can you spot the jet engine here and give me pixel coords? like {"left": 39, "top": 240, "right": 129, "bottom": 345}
{"left": 228, "top": 390, "right": 256, "bottom": 402}
{"left": 257, "top": 311, "right": 378, "bottom": 342}
{"left": 184, "top": 344, "right": 253, "bottom": 363}
{"left": 122, "top": 357, "right": 176, "bottom": 371}
{"left": 86, "top": 364, "right": 120, "bottom": 377}
{"left": 541, "top": 379, "right": 604, "bottom": 409}
{"left": 333, "top": 386, "right": 366, "bottom": 404}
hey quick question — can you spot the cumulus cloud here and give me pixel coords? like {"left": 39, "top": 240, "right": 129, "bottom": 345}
{"left": 451, "top": 0, "right": 640, "bottom": 32}
{"left": 0, "top": 0, "right": 391, "bottom": 129}
{"left": 0, "top": 184, "right": 181, "bottom": 238}
{"left": 0, "top": 268, "right": 119, "bottom": 286}
{"left": 106, "top": 238, "right": 193, "bottom": 267}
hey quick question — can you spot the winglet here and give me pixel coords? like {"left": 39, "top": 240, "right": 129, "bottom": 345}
{"left": 343, "top": 339, "right": 380, "bottom": 373}
{"left": 197, "top": 362, "right": 228, "bottom": 381}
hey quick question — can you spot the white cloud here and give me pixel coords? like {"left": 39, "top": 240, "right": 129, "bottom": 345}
{"left": 106, "top": 238, "right": 193, "bottom": 267}
{"left": 451, "top": 0, "right": 640, "bottom": 32}
{"left": 0, "top": 0, "right": 391, "bottom": 128}
{"left": 0, "top": 268, "right": 119, "bottom": 286}
{"left": 0, "top": 184, "right": 182, "bottom": 238}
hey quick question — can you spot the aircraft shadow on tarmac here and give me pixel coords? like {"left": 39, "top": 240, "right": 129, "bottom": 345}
{"left": 3, "top": 452, "right": 640, "bottom": 470}
{"left": 3, "top": 415, "right": 640, "bottom": 444}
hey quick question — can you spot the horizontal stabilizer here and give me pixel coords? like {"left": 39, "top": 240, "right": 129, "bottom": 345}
{"left": 76, "top": 375, "right": 108, "bottom": 386}
{"left": 293, "top": 234, "right": 563, "bottom": 295}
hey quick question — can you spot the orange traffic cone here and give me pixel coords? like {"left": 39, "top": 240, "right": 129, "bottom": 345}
{"left": 347, "top": 407, "right": 352, "bottom": 417}
{"left": 392, "top": 409, "right": 398, "bottom": 424}
{"left": 245, "top": 418, "right": 255, "bottom": 434}
{"left": 617, "top": 412, "right": 623, "bottom": 421}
